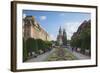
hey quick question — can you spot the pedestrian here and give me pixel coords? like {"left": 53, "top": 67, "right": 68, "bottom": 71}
{"left": 72, "top": 47, "right": 74, "bottom": 52}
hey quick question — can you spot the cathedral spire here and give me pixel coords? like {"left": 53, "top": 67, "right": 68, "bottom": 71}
{"left": 59, "top": 26, "right": 62, "bottom": 35}
{"left": 63, "top": 28, "right": 66, "bottom": 36}
{"left": 62, "top": 28, "right": 67, "bottom": 46}
{"left": 56, "top": 26, "right": 63, "bottom": 46}
{"left": 57, "top": 27, "right": 67, "bottom": 46}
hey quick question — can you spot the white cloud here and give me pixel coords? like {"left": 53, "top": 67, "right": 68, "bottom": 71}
{"left": 50, "top": 34, "right": 56, "bottom": 41}
{"left": 40, "top": 16, "right": 47, "bottom": 20}
{"left": 59, "top": 13, "right": 65, "bottom": 16}
{"left": 62, "top": 22, "right": 82, "bottom": 40}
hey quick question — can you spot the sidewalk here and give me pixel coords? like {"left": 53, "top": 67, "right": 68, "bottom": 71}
{"left": 65, "top": 48, "right": 91, "bottom": 60}
{"left": 25, "top": 48, "right": 56, "bottom": 62}
{"left": 72, "top": 51, "right": 91, "bottom": 59}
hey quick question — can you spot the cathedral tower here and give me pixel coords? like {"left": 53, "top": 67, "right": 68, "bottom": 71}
{"left": 62, "top": 29, "right": 67, "bottom": 46}
{"left": 57, "top": 26, "right": 63, "bottom": 46}
{"left": 57, "top": 27, "right": 67, "bottom": 46}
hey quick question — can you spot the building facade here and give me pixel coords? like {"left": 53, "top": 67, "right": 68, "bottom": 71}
{"left": 23, "top": 16, "right": 51, "bottom": 41}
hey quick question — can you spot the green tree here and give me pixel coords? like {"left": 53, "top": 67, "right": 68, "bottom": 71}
{"left": 70, "top": 20, "right": 91, "bottom": 54}
{"left": 80, "top": 28, "right": 91, "bottom": 53}
{"left": 23, "top": 38, "right": 28, "bottom": 62}
{"left": 26, "top": 38, "right": 38, "bottom": 55}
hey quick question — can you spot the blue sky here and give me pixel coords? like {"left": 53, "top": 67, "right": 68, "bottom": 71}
{"left": 23, "top": 10, "right": 91, "bottom": 40}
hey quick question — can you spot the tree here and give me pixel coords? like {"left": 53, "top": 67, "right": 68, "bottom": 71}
{"left": 70, "top": 20, "right": 91, "bottom": 54}
{"left": 79, "top": 28, "right": 91, "bottom": 53}
{"left": 23, "top": 38, "right": 28, "bottom": 62}
{"left": 37, "top": 39, "right": 52, "bottom": 52}
{"left": 26, "top": 38, "right": 38, "bottom": 55}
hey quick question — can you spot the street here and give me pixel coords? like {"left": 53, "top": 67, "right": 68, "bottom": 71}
{"left": 25, "top": 46, "right": 90, "bottom": 62}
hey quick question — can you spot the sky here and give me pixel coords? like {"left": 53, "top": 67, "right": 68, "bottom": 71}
{"left": 23, "top": 10, "right": 91, "bottom": 40}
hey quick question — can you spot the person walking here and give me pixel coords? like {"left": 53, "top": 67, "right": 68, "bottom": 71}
{"left": 72, "top": 47, "right": 74, "bottom": 52}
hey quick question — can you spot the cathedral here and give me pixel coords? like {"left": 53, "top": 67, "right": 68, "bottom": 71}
{"left": 57, "top": 27, "right": 67, "bottom": 46}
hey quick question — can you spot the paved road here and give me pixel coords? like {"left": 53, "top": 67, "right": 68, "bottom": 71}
{"left": 72, "top": 51, "right": 90, "bottom": 59}
{"left": 65, "top": 48, "right": 90, "bottom": 60}
{"left": 26, "top": 47, "right": 90, "bottom": 62}
{"left": 25, "top": 48, "right": 56, "bottom": 62}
